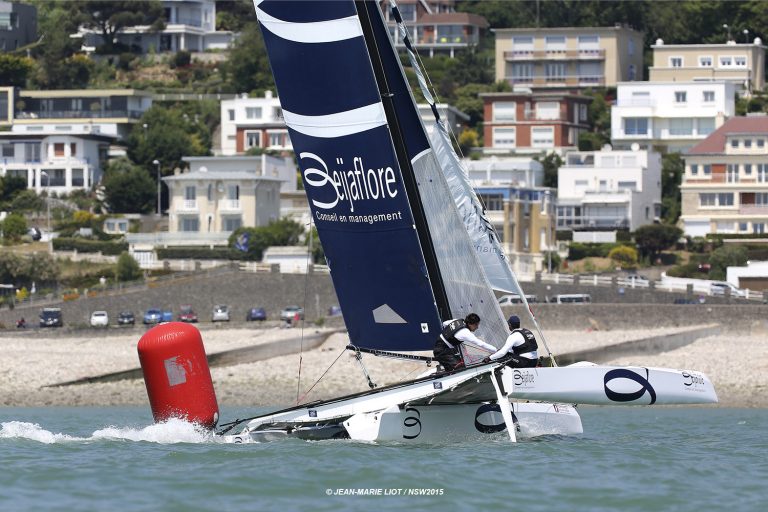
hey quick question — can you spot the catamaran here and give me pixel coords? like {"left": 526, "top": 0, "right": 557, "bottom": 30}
{"left": 138, "top": 0, "right": 717, "bottom": 443}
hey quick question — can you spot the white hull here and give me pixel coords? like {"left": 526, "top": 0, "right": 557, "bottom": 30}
{"left": 343, "top": 402, "right": 582, "bottom": 442}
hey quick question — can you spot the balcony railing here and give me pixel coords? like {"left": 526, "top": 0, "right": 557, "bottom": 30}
{"left": 504, "top": 48, "right": 605, "bottom": 61}
{"left": 221, "top": 199, "right": 241, "bottom": 211}
{"left": 739, "top": 205, "right": 768, "bottom": 215}
{"left": 507, "top": 75, "right": 604, "bottom": 86}
{"left": 178, "top": 199, "right": 198, "bottom": 211}
{"left": 558, "top": 216, "right": 630, "bottom": 228}
{"left": 15, "top": 109, "right": 144, "bottom": 120}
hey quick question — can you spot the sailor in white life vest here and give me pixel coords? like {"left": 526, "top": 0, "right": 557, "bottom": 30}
{"left": 433, "top": 313, "right": 497, "bottom": 372}
{"left": 489, "top": 315, "right": 539, "bottom": 368}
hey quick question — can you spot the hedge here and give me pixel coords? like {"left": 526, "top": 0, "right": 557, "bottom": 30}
{"left": 567, "top": 242, "right": 634, "bottom": 261}
{"left": 52, "top": 237, "right": 128, "bottom": 255}
{"left": 155, "top": 247, "right": 241, "bottom": 260}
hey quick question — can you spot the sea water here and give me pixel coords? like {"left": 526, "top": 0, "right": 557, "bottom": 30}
{"left": 1, "top": 406, "right": 765, "bottom": 511}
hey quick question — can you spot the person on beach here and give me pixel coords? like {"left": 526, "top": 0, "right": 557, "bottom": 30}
{"left": 433, "top": 313, "right": 496, "bottom": 372}
{"left": 488, "top": 315, "right": 539, "bottom": 368}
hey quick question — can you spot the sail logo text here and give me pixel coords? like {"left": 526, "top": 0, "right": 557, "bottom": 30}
{"left": 301, "top": 152, "right": 398, "bottom": 213}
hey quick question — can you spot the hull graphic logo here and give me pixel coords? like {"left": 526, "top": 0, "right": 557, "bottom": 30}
{"left": 402, "top": 407, "right": 422, "bottom": 439}
{"left": 603, "top": 368, "right": 657, "bottom": 404}
{"left": 300, "top": 152, "right": 398, "bottom": 213}
{"left": 474, "top": 403, "right": 519, "bottom": 434}
{"left": 682, "top": 371, "right": 705, "bottom": 387}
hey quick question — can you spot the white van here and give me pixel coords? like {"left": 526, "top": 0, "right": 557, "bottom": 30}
{"left": 498, "top": 294, "right": 538, "bottom": 306}
{"left": 552, "top": 294, "right": 592, "bottom": 304}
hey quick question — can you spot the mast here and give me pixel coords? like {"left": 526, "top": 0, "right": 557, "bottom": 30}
{"left": 355, "top": 0, "right": 452, "bottom": 321}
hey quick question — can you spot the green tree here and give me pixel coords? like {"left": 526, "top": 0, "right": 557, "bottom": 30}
{"left": 633, "top": 224, "right": 683, "bottom": 262}
{"left": 534, "top": 152, "right": 563, "bottom": 188}
{"left": 0, "top": 54, "right": 34, "bottom": 87}
{"left": 9, "top": 189, "right": 45, "bottom": 215}
{"left": 228, "top": 218, "right": 304, "bottom": 261}
{"left": 116, "top": 251, "right": 143, "bottom": 282}
{"left": 29, "top": 3, "right": 82, "bottom": 89}
{"left": 0, "top": 175, "right": 28, "bottom": 205}
{"left": 101, "top": 157, "right": 156, "bottom": 213}
{"left": 222, "top": 23, "right": 275, "bottom": 94}
{"left": 708, "top": 244, "right": 748, "bottom": 280}
{"left": 74, "top": 1, "right": 164, "bottom": 54}
{"left": 661, "top": 153, "right": 685, "bottom": 224}
{"left": 457, "top": 129, "right": 479, "bottom": 155}
{"left": 608, "top": 245, "right": 639, "bottom": 269}
{"left": 1, "top": 213, "right": 28, "bottom": 242}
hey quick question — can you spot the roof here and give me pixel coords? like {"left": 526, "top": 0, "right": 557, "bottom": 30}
{"left": 687, "top": 116, "right": 768, "bottom": 155}
{"left": 162, "top": 170, "right": 283, "bottom": 182}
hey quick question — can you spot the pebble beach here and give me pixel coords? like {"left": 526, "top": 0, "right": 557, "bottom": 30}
{"left": 1, "top": 324, "right": 766, "bottom": 409}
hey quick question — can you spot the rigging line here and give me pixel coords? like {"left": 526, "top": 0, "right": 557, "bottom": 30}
{"left": 295, "top": 346, "right": 347, "bottom": 405}
{"left": 296, "top": 218, "right": 315, "bottom": 403}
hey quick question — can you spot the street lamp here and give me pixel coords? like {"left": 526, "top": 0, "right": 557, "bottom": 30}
{"left": 723, "top": 24, "right": 731, "bottom": 42}
{"left": 41, "top": 171, "right": 50, "bottom": 232}
{"left": 153, "top": 159, "right": 161, "bottom": 215}
{"left": 544, "top": 190, "right": 553, "bottom": 274}
{"left": 743, "top": 29, "right": 750, "bottom": 43}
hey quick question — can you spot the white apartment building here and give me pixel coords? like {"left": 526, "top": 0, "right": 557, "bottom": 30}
{"left": 219, "top": 91, "right": 289, "bottom": 155}
{"left": 611, "top": 81, "right": 736, "bottom": 153}
{"left": 557, "top": 148, "right": 662, "bottom": 232}
{"left": 461, "top": 156, "right": 543, "bottom": 187}
{"left": 0, "top": 132, "right": 112, "bottom": 193}
{"left": 650, "top": 38, "right": 766, "bottom": 93}
{"left": 77, "top": 0, "right": 234, "bottom": 53}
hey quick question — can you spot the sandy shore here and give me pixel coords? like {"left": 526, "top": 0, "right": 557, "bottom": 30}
{"left": 1, "top": 324, "right": 766, "bottom": 409}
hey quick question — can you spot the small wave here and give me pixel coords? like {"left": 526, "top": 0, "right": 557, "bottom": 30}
{"left": 1, "top": 418, "right": 214, "bottom": 445}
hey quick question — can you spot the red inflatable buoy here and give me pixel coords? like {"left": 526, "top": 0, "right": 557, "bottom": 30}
{"left": 137, "top": 322, "right": 219, "bottom": 429}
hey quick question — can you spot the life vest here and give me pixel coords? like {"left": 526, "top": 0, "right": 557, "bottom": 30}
{"left": 439, "top": 319, "right": 466, "bottom": 349}
{"left": 511, "top": 328, "right": 538, "bottom": 356}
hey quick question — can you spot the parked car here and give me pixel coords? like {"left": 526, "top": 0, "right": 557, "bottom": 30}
{"left": 246, "top": 307, "right": 267, "bottom": 321}
{"left": 498, "top": 294, "right": 537, "bottom": 305}
{"left": 39, "top": 307, "right": 63, "bottom": 327}
{"left": 161, "top": 310, "right": 173, "bottom": 322}
{"left": 178, "top": 305, "right": 198, "bottom": 323}
{"left": 710, "top": 282, "right": 746, "bottom": 297}
{"left": 117, "top": 311, "right": 135, "bottom": 326}
{"left": 28, "top": 226, "right": 42, "bottom": 241}
{"left": 143, "top": 308, "right": 163, "bottom": 325}
{"left": 619, "top": 274, "right": 650, "bottom": 287}
{"left": 89, "top": 310, "right": 109, "bottom": 327}
{"left": 280, "top": 305, "right": 305, "bottom": 322}
{"left": 551, "top": 294, "right": 592, "bottom": 304}
{"left": 212, "top": 304, "right": 230, "bottom": 322}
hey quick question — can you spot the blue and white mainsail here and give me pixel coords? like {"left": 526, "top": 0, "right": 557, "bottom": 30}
{"left": 255, "top": 0, "right": 507, "bottom": 352}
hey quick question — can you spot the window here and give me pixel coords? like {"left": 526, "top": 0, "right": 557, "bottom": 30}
{"left": 574, "top": 179, "right": 589, "bottom": 187}
{"left": 699, "top": 56, "right": 713, "bottom": 67}
{"left": 531, "top": 127, "right": 554, "bottom": 148}
{"left": 545, "top": 62, "right": 566, "bottom": 81}
{"left": 70, "top": 143, "right": 76, "bottom": 157}
{"left": 71, "top": 168, "right": 84, "bottom": 187}
{"left": 699, "top": 193, "right": 716, "bottom": 206}
{"left": 726, "top": 164, "right": 739, "bottom": 183}
{"left": 691, "top": 164, "right": 698, "bottom": 175}
{"left": 268, "top": 130, "right": 288, "bottom": 147}
{"left": 757, "top": 163, "right": 768, "bottom": 182}
{"left": 669, "top": 118, "right": 693, "bottom": 135}
{"left": 617, "top": 181, "right": 637, "bottom": 191}
{"left": 734, "top": 56, "right": 747, "bottom": 67}
{"left": 719, "top": 56, "right": 733, "bottom": 67}
{"left": 545, "top": 35, "right": 566, "bottom": 49}
{"left": 185, "top": 186, "right": 196, "bottom": 200}
{"left": 718, "top": 193, "right": 734, "bottom": 206}
{"left": 228, "top": 109, "right": 234, "bottom": 121}
{"left": 24, "top": 143, "right": 41, "bottom": 162}
{"left": 180, "top": 217, "right": 199, "bottom": 232}
{"left": 744, "top": 139, "right": 752, "bottom": 148}
{"left": 698, "top": 118, "right": 715, "bottom": 136}
{"left": 628, "top": 64, "right": 636, "bottom": 80}
{"left": 245, "top": 107, "right": 262, "bottom": 119}
{"left": 756, "top": 193, "right": 768, "bottom": 205}
{"left": 478, "top": 193, "right": 504, "bottom": 211}
{"left": 245, "top": 130, "right": 261, "bottom": 149}
{"left": 745, "top": 164, "right": 753, "bottom": 175}
{"left": 624, "top": 117, "right": 648, "bottom": 135}
{"left": 511, "top": 62, "right": 533, "bottom": 81}
{"left": 577, "top": 61, "right": 601, "bottom": 82}
{"left": 227, "top": 185, "right": 239, "bottom": 200}
{"left": 580, "top": 104, "right": 588, "bottom": 121}
{"left": 670, "top": 57, "right": 683, "bottom": 67}
{"left": 492, "top": 127, "right": 515, "bottom": 148}
{"left": 512, "top": 36, "right": 534, "bottom": 49}
{"left": 577, "top": 35, "right": 599, "bottom": 46}
{"left": 535, "top": 102, "right": 560, "bottom": 120}
{"left": 207, "top": 184, "right": 214, "bottom": 201}
{"left": 758, "top": 139, "right": 765, "bottom": 149}
{"left": 740, "top": 222, "right": 749, "bottom": 232}
{"left": 731, "top": 139, "right": 739, "bottom": 148}
{"left": 674, "top": 91, "right": 687, "bottom": 103}
{"left": 703, "top": 90, "right": 715, "bottom": 102}
{"left": 703, "top": 164, "right": 711, "bottom": 176}
{"left": 1, "top": 143, "right": 13, "bottom": 158}
{"left": 54, "top": 143, "right": 65, "bottom": 156}
{"left": 223, "top": 216, "right": 242, "bottom": 231}
{"left": 493, "top": 102, "right": 516, "bottom": 121}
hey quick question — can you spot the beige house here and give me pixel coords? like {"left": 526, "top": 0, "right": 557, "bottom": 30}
{"left": 494, "top": 26, "right": 644, "bottom": 89}
{"left": 649, "top": 38, "right": 766, "bottom": 93}
{"left": 680, "top": 115, "right": 768, "bottom": 237}
{"left": 164, "top": 156, "right": 288, "bottom": 235}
